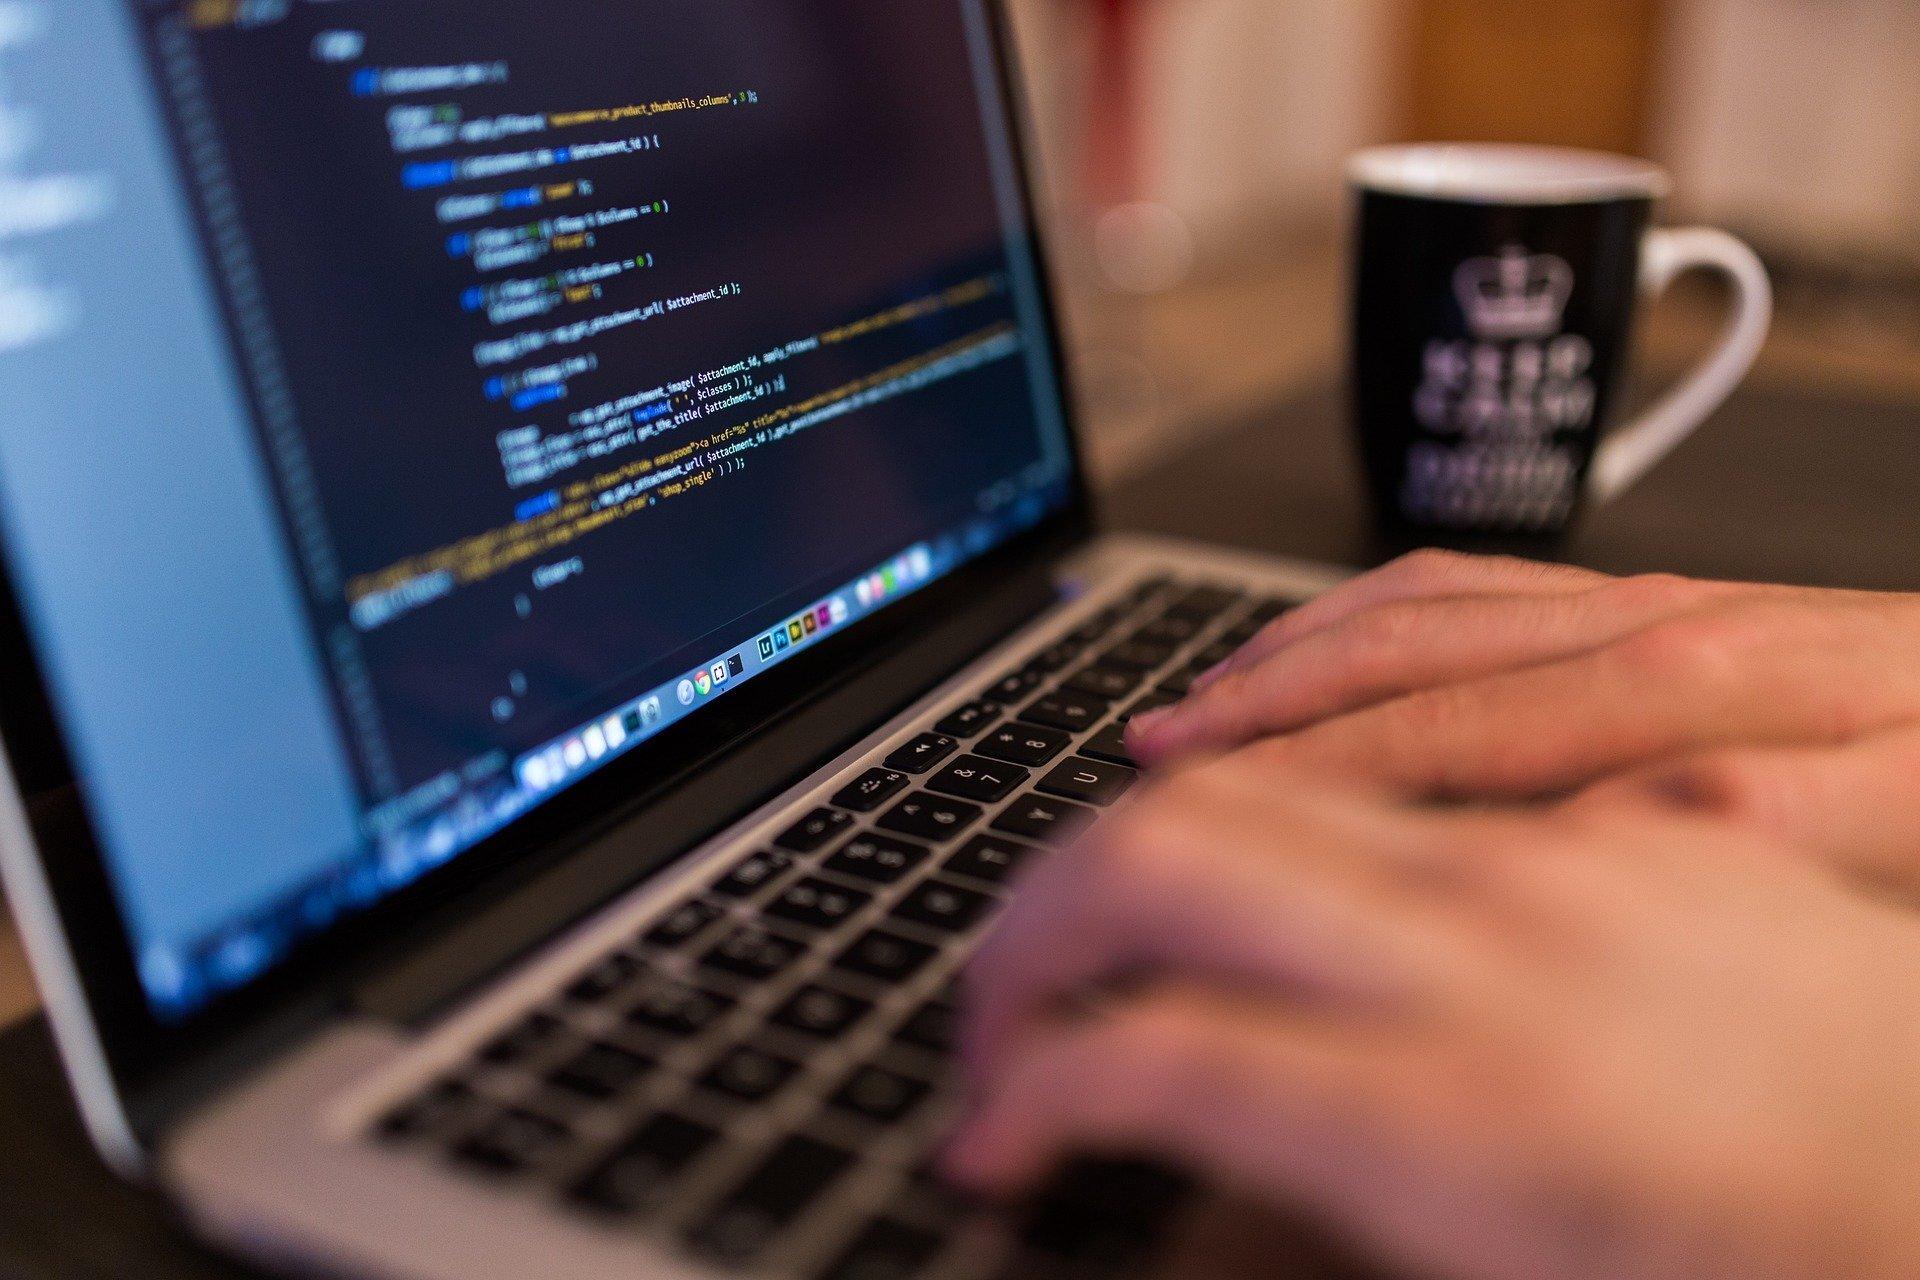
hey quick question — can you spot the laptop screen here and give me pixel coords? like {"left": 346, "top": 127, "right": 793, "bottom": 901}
{"left": 0, "top": 0, "right": 1074, "bottom": 1020}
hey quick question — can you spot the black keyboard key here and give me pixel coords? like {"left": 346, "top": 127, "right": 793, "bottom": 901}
{"left": 625, "top": 978, "right": 736, "bottom": 1038}
{"left": 1069, "top": 608, "right": 1126, "bottom": 646}
{"left": 1020, "top": 690, "right": 1109, "bottom": 734}
{"left": 711, "top": 848, "right": 796, "bottom": 899}
{"left": 771, "top": 984, "right": 874, "bottom": 1039}
{"left": 1080, "top": 723, "right": 1137, "bottom": 768}
{"left": 993, "top": 794, "right": 1096, "bottom": 844}
{"left": 878, "top": 794, "right": 982, "bottom": 843}
{"left": 1014, "top": 655, "right": 1057, "bottom": 686}
{"left": 698, "top": 1045, "right": 801, "bottom": 1102}
{"left": 906, "top": 1154, "right": 978, "bottom": 1199}
{"left": 985, "top": 670, "right": 1044, "bottom": 703}
{"left": 565, "top": 950, "right": 646, "bottom": 1005}
{"left": 1247, "top": 596, "right": 1293, "bottom": 624}
{"left": 943, "top": 833, "right": 1037, "bottom": 885}
{"left": 567, "top": 1113, "right": 719, "bottom": 1217}
{"left": 1217, "top": 619, "right": 1264, "bottom": 647}
{"left": 829, "top": 1064, "right": 933, "bottom": 1124}
{"left": 823, "top": 832, "right": 930, "bottom": 886}
{"left": 478, "top": 1011, "right": 567, "bottom": 1067}
{"left": 378, "top": 1079, "right": 478, "bottom": 1142}
{"left": 1132, "top": 613, "right": 1204, "bottom": 644}
{"left": 1098, "top": 640, "right": 1176, "bottom": 673}
{"left": 643, "top": 898, "right": 724, "bottom": 949}
{"left": 1032, "top": 640, "right": 1084, "bottom": 673}
{"left": 927, "top": 755, "right": 1029, "bottom": 804}
{"left": 884, "top": 733, "right": 959, "bottom": 775}
{"left": 831, "top": 768, "right": 911, "bottom": 814}
{"left": 976, "top": 721, "right": 1072, "bottom": 767}
{"left": 687, "top": 1135, "right": 856, "bottom": 1263}
{"left": 893, "top": 1000, "right": 956, "bottom": 1054}
{"left": 891, "top": 879, "right": 994, "bottom": 934}
{"left": 701, "top": 926, "right": 807, "bottom": 981}
{"left": 774, "top": 807, "right": 857, "bottom": 853}
{"left": 1038, "top": 757, "right": 1138, "bottom": 807}
{"left": 936, "top": 700, "right": 1001, "bottom": 738}
{"left": 451, "top": 1108, "right": 572, "bottom": 1177}
{"left": 547, "top": 1041, "right": 654, "bottom": 1101}
{"left": 1063, "top": 665, "right": 1141, "bottom": 700}
{"left": 814, "top": 1217, "right": 946, "bottom": 1280}
{"left": 1189, "top": 640, "right": 1237, "bottom": 670}
{"left": 833, "top": 928, "right": 938, "bottom": 983}
{"left": 1167, "top": 585, "right": 1244, "bottom": 619}
{"left": 1127, "top": 575, "right": 1178, "bottom": 603}
{"left": 1120, "top": 690, "right": 1179, "bottom": 724}
{"left": 1159, "top": 669, "right": 1198, "bottom": 697}
{"left": 764, "top": 877, "right": 873, "bottom": 931}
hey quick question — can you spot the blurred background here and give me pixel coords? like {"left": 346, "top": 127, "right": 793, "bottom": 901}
{"left": 1005, "top": 0, "right": 1920, "bottom": 480}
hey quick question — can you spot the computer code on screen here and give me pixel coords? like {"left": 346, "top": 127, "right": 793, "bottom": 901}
{"left": 151, "top": 0, "right": 1069, "bottom": 813}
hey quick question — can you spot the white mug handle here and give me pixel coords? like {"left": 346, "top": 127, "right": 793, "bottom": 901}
{"left": 1588, "top": 227, "right": 1773, "bottom": 503}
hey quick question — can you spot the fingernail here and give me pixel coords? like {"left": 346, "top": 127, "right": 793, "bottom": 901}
{"left": 1189, "top": 660, "right": 1231, "bottom": 693}
{"left": 1129, "top": 707, "right": 1175, "bottom": 740}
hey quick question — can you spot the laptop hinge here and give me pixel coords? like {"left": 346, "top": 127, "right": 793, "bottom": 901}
{"left": 130, "top": 553, "right": 1072, "bottom": 1144}
{"left": 345, "top": 555, "right": 1070, "bottom": 1029}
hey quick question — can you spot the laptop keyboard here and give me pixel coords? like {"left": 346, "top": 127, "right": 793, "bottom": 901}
{"left": 371, "top": 574, "right": 1292, "bottom": 1278}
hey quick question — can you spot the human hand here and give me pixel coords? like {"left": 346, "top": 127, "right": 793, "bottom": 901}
{"left": 949, "top": 757, "right": 1920, "bottom": 1280}
{"left": 1129, "top": 548, "right": 1920, "bottom": 817}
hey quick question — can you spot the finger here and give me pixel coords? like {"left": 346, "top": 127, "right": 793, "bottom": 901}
{"left": 1577, "top": 723, "right": 1920, "bottom": 897}
{"left": 1134, "top": 577, "right": 1749, "bottom": 767}
{"left": 1242, "top": 609, "right": 1920, "bottom": 801}
{"left": 944, "top": 985, "right": 1440, "bottom": 1206}
{"left": 1221, "top": 551, "right": 1614, "bottom": 682}
{"left": 960, "top": 761, "right": 1465, "bottom": 1079}
{"left": 1192, "top": 565, "right": 1766, "bottom": 706}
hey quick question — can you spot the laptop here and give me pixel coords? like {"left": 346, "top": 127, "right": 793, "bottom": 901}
{"left": 0, "top": 2, "right": 1346, "bottom": 1276}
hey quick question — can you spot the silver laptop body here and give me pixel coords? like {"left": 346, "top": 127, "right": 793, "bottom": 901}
{"left": 0, "top": 2, "right": 1349, "bottom": 1276}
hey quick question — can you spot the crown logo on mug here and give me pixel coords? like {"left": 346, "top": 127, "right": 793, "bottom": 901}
{"left": 1454, "top": 245, "right": 1575, "bottom": 342}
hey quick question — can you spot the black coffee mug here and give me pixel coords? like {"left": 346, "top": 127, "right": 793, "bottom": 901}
{"left": 1349, "top": 144, "right": 1772, "bottom": 538}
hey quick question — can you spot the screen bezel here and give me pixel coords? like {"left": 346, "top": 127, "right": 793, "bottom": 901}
{"left": 0, "top": 0, "right": 1094, "bottom": 1137}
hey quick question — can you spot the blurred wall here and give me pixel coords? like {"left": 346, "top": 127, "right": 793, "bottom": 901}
{"left": 1011, "top": 0, "right": 1920, "bottom": 265}
{"left": 1150, "top": 0, "right": 1394, "bottom": 236}
{"left": 1006, "top": 0, "right": 1395, "bottom": 246}
{"left": 1660, "top": 0, "right": 1920, "bottom": 259}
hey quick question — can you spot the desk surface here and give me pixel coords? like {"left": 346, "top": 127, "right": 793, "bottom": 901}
{"left": 3, "top": 379, "right": 1918, "bottom": 1279}
{"left": 1104, "top": 373, "right": 1920, "bottom": 593}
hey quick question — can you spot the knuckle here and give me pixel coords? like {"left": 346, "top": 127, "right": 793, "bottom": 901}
{"left": 1599, "top": 572, "right": 1702, "bottom": 611}
{"left": 1381, "top": 547, "right": 1478, "bottom": 589}
{"left": 1345, "top": 600, "right": 1424, "bottom": 652}
{"left": 1391, "top": 681, "right": 1475, "bottom": 743}
{"left": 1320, "top": 686, "right": 1476, "bottom": 793}
{"left": 1611, "top": 611, "right": 1758, "bottom": 682}
{"left": 1198, "top": 665, "right": 1259, "bottom": 716}
{"left": 1313, "top": 603, "right": 1431, "bottom": 692}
